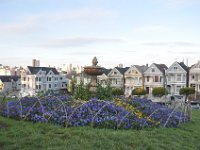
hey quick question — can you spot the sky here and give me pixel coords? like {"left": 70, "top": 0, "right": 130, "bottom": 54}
{"left": 0, "top": 0, "right": 200, "bottom": 68}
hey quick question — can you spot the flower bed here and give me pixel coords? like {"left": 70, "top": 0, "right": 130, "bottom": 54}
{"left": 0, "top": 95, "right": 189, "bottom": 129}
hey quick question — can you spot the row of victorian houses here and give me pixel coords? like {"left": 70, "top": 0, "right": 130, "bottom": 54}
{"left": 0, "top": 65, "right": 69, "bottom": 97}
{"left": 1, "top": 60, "right": 200, "bottom": 99}
{"left": 76, "top": 60, "right": 200, "bottom": 99}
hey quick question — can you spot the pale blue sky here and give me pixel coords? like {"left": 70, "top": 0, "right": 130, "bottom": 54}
{"left": 0, "top": 0, "right": 200, "bottom": 68}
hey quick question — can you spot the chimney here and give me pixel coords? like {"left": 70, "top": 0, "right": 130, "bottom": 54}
{"left": 146, "top": 64, "right": 148, "bottom": 67}
{"left": 32, "top": 59, "right": 36, "bottom": 67}
{"left": 118, "top": 64, "right": 123, "bottom": 68}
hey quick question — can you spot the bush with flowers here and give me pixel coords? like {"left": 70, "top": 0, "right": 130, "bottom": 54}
{"left": 0, "top": 94, "right": 189, "bottom": 130}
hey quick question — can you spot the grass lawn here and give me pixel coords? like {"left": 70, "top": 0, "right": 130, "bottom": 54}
{"left": 0, "top": 110, "right": 200, "bottom": 150}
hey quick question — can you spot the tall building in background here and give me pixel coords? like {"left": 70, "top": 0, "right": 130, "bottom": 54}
{"left": 32, "top": 59, "right": 40, "bottom": 67}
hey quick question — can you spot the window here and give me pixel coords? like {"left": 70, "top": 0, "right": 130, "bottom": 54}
{"left": 49, "top": 84, "right": 51, "bottom": 88}
{"left": 36, "top": 85, "right": 38, "bottom": 89}
{"left": 113, "top": 71, "right": 117, "bottom": 75}
{"left": 168, "top": 75, "right": 171, "bottom": 81}
{"left": 155, "top": 76, "right": 159, "bottom": 82}
{"left": 49, "top": 77, "right": 51, "bottom": 81}
{"left": 182, "top": 75, "right": 186, "bottom": 81}
{"left": 177, "top": 74, "right": 181, "bottom": 81}
{"left": 160, "top": 77, "right": 163, "bottom": 82}
{"left": 39, "top": 85, "right": 41, "bottom": 89}
{"left": 60, "top": 77, "right": 63, "bottom": 80}
{"left": 55, "top": 84, "right": 57, "bottom": 88}
{"left": 174, "top": 66, "right": 178, "bottom": 70}
{"left": 36, "top": 77, "right": 38, "bottom": 81}
{"left": 39, "top": 77, "right": 41, "bottom": 81}
{"left": 117, "top": 79, "right": 121, "bottom": 84}
{"left": 147, "top": 76, "right": 150, "bottom": 82}
{"left": 151, "top": 68, "right": 155, "bottom": 72}
{"left": 192, "top": 75, "right": 195, "bottom": 80}
{"left": 23, "top": 77, "right": 26, "bottom": 81}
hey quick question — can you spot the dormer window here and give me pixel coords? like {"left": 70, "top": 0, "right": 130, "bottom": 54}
{"left": 113, "top": 71, "right": 117, "bottom": 75}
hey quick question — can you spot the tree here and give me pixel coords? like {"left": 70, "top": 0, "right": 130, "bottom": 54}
{"left": 152, "top": 87, "right": 167, "bottom": 97}
{"left": 132, "top": 88, "right": 146, "bottom": 96}
{"left": 179, "top": 87, "right": 195, "bottom": 102}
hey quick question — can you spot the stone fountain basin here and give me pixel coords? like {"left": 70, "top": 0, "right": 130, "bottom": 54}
{"left": 84, "top": 66, "right": 105, "bottom": 76}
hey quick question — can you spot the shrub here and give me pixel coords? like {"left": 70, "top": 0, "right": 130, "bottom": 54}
{"left": 152, "top": 87, "right": 167, "bottom": 97}
{"left": 132, "top": 88, "right": 146, "bottom": 96}
{"left": 179, "top": 87, "right": 195, "bottom": 102}
{"left": 112, "top": 88, "right": 124, "bottom": 96}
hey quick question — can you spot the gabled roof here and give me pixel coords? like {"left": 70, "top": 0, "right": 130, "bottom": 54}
{"left": 0, "top": 76, "right": 20, "bottom": 82}
{"left": 27, "top": 66, "right": 59, "bottom": 75}
{"left": 177, "top": 62, "right": 189, "bottom": 72}
{"left": 103, "top": 69, "right": 112, "bottom": 75}
{"left": 134, "top": 65, "right": 148, "bottom": 73}
{"left": 115, "top": 67, "right": 129, "bottom": 75}
{"left": 154, "top": 63, "right": 168, "bottom": 73}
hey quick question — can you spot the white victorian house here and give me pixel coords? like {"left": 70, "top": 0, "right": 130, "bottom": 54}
{"left": 144, "top": 63, "right": 168, "bottom": 95}
{"left": 97, "top": 69, "right": 112, "bottom": 87}
{"left": 107, "top": 67, "right": 129, "bottom": 90}
{"left": 124, "top": 65, "right": 148, "bottom": 96}
{"left": 189, "top": 61, "right": 200, "bottom": 95}
{"left": 166, "top": 61, "right": 188, "bottom": 95}
{"left": 0, "top": 76, "right": 21, "bottom": 94}
{"left": 76, "top": 72, "right": 91, "bottom": 85}
{"left": 20, "top": 66, "right": 68, "bottom": 97}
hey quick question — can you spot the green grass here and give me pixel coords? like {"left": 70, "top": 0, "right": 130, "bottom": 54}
{"left": 0, "top": 110, "right": 200, "bottom": 150}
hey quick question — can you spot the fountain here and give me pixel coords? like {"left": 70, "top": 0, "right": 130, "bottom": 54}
{"left": 84, "top": 57, "right": 105, "bottom": 93}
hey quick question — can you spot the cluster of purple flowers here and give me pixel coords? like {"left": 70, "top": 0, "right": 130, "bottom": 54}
{"left": 0, "top": 95, "right": 189, "bottom": 129}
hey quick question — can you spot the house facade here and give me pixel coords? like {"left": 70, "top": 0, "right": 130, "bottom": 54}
{"left": 189, "top": 61, "right": 200, "bottom": 94}
{"left": 166, "top": 61, "right": 188, "bottom": 95}
{"left": 76, "top": 72, "right": 91, "bottom": 85}
{"left": 20, "top": 66, "right": 68, "bottom": 97}
{"left": 144, "top": 63, "right": 168, "bottom": 96}
{"left": 124, "top": 65, "right": 148, "bottom": 96}
{"left": 97, "top": 69, "right": 111, "bottom": 87}
{"left": 107, "top": 67, "right": 129, "bottom": 90}
{"left": 0, "top": 76, "right": 21, "bottom": 94}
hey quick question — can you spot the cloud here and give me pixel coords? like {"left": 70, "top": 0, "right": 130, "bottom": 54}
{"left": 141, "top": 42, "right": 200, "bottom": 47}
{"left": 153, "top": 0, "right": 199, "bottom": 6}
{"left": 40, "top": 37, "right": 124, "bottom": 48}
{"left": 39, "top": 8, "right": 115, "bottom": 22}
{"left": 0, "top": 18, "right": 41, "bottom": 34}
{"left": 168, "top": 50, "right": 200, "bottom": 54}
{"left": 0, "top": 8, "right": 115, "bottom": 35}
{"left": 135, "top": 26, "right": 170, "bottom": 33}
